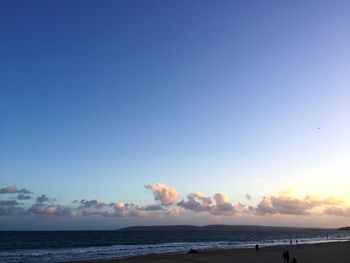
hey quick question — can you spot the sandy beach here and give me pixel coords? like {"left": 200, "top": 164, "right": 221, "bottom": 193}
{"left": 69, "top": 241, "right": 350, "bottom": 263}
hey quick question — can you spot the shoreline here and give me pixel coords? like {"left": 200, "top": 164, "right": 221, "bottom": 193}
{"left": 66, "top": 240, "right": 350, "bottom": 263}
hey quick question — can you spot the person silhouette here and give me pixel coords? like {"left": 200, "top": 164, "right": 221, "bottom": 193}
{"left": 255, "top": 244, "right": 259, "bottom": 252}
{"left": 286, "top": 250, "right": 290, "bottom": 263}
{"left": 292, "top": 257, "right": 297, "bottom": 263}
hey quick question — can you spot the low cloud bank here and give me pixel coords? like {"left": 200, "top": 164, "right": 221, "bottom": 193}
{"left": 324, "top": 206, "right": 350, "bottom": 217}
{"left": 0, "top": 184, "right": 348, "bottom": 220}
{"left": 254, "top": 194, "right": 344, "bottom": 216}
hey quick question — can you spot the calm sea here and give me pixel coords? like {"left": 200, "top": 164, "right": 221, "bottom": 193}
{"left": 1, "top": 227, "right": 349, "bottom": 262}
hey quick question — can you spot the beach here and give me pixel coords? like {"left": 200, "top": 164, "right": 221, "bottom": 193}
{"left": 71, "top": 241, "right": 350, "bottom": 263}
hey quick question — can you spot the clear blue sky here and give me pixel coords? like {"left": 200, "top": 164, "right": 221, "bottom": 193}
{"left": 1, "top": 0, "right": 350, "bottom": 230}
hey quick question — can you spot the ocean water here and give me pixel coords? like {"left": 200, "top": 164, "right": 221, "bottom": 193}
{"left": 1, "top": 227, "right": 349, "bottom": 263}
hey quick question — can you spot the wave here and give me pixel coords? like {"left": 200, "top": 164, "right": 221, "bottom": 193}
{"left": 1, "top": 236, "right": 349, "bottom": 263}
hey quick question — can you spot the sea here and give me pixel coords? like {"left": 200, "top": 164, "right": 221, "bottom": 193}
{"left": 1, "top": 226, "right": 350, "bottom": 263}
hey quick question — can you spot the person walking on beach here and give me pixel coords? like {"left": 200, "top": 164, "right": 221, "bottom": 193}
{"left": 286, "top": 250, "right": 290, "bottom": 263}
{"left": 282, "top": 250, "right": 290, "bottom": 263}
{"left": 255, "top": 244, "right": 259, "bottom": 252}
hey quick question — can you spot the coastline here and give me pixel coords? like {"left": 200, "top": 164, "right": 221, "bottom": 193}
{"left": 66, "top": 240, "right": 350, "bottom": 263}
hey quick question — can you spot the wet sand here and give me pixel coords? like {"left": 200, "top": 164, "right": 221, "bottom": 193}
{"left": 70, "top": 241, "right": 350, "bottom": 263}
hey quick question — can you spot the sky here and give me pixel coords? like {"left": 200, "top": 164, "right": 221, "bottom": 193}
{"left": 1, "top": 0, "right": 350, "bottom": 230}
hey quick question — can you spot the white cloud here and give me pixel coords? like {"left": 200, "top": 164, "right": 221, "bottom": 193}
{"left": 211, "top": 193, "right": 236, "bottom": 215}
{"left": 145, "top": 183, "right": 180, "bottom": 206}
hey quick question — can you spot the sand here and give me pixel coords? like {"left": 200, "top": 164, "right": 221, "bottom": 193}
{"left": 69, "top": 241, "right": 350, "bottom": 263}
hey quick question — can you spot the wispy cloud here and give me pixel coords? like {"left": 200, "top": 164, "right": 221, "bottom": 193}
{"left": 139, "top": 204, "right": 165, "bottom": 211}
{"left": 17, "top": 194, "right": 31, "bottom": 200}
{"left": 0, "top": 185, "right": 32, "bottom": 194}
{"left": 79, "top": 199, "right": 107, "bottom": 209}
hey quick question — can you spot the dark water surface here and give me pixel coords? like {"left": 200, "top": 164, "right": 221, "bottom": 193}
{"left": 1, "top": 227, "right": 349, "bottom": 262}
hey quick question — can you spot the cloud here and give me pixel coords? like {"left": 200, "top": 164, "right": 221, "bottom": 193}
{"left": 139, "top": 204, "right": 165, "bottom": 211}
{"left": 0, "top": 200, "right": 20, "bottom": 215}
{"left": 256, "top": 196, "right": 316, "bottom": 215}
{"left": 27, "top": 203, "right": 75, "bottom": 217}
{"left": 0, "top": 186, "right": 17, "bottom": 194}
{"left": 177, "top": 192, "right": 212, "bottom": 212}
{"left": 324, "top": 206, "right": 350, "bottom": 217}
{"left": 17, "top": 194, "right": 31, "bottom": 200}
{"left": 79, "top": 199, "right": 107, "bottom": 209}
{"left": 145, "top": 183, "right": 180, "bottom": 206}
{"left": 79, "top": 201, "right": 149, "bottom": 218}
{"left": 0, "top": 200, "right": 18, "bottom": 206}
{"left": 36, "top": 194, "right": 53, "bottom": 204}
{"left": 3, "top": 183, "right": 349, "bottom": 221}
{"left": 255, "top": 196, "right": 277, "bottom": 215}
{"left": 22, "top": 193, "right": 75, "bottom": 217}
{"left": 108, "top": 202, "right": 143, "bottom": 217}
{"left": 211, "top": 193, "right": 236, "bottom": 215}
{"left": 178, "top": 192, "right": 240, "bottom": 215}
{"left": 0, "top": 185, "right": 32, "bottom": 194}
{"left": 166, "top": 207, "right": 181, "bottom": 216}
{"left": 78, "top": 200, "right": 111, "bottom": 217}
{"left": 255, "top": 195, "right": 344, "bottom": 216}
{"left": 303, "top": 195, "right": 343, "bottom": 208}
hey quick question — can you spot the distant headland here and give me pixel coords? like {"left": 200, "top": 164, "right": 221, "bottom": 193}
{"left": 117, "top": 224, "right": 327, "bottom": 232}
